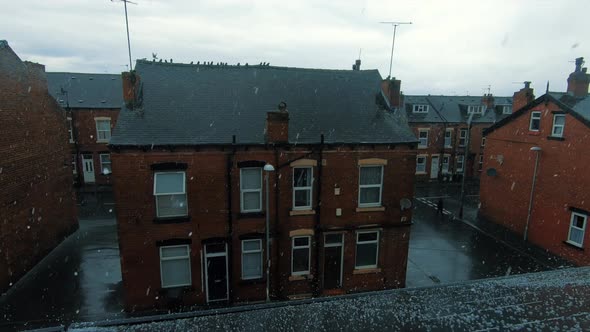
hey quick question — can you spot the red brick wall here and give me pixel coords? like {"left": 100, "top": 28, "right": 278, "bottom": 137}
{"left": 0, "top": 55, "right": 78, "bottom": 292}
{"left": 480, "top": 101, "right": 590, "bottom": 265}
{"left": 112, "top": 144, "right": 415, "bottom": 310}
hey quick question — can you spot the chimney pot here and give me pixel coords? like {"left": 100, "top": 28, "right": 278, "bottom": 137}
{"left": 567, "top": 57, "right": 589, "bottom": 97}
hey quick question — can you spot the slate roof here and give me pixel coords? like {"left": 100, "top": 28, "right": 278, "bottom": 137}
{"left": 110, "top": 60, "right": 417, "bottom": 146}
{"left": 404, "top": 95, "right": 512, "bottom": 124}
{"left": 46, "top": 72, "right": 123, "bottom": 109}
{"left": 69, "top": 267, "right": 590, "bottom": 331}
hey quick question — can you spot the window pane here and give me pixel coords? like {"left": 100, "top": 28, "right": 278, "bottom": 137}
{"left": 359, "top": 187, "right": 380, "bottom": 204}
{"left": 569, "top": 227, "right": 584, "bottom": 245}
{"left": 294, "top": 168, "right": 311, "bottom": 187}
{"left": 555, "top": 115, "right": 565, "bottom": 125}
{"left": 243, "top": 191, "right": 261, "bottom": 211}
{"left": 419, "top": 131, "right": 427, "bottom": 138}
{"left": 97, "top": 120, "right": 110, "bottom": 130}
{"left": 241, "top": 169, "right": 261, "bottom": 189}
{"left": 573, "top": 215, "right": 585, "bottom": 229}
{"left": 358, "top": 232, "right": 378, "bottom": 242}
{"left": 206, "top": 243, "right": 226, "bottom": 254}
{"left": 100, "top": 154, "right": 110, "bottom": 163}
{"left": 294, "top": 189, "right": 311, "bottom": 207}
{"left": 155, "top": 173, "right": 184, "bottom": 194}
{"left": 292, "top": 248, "right": 309, "bottom": 273}
{"left": 242, "top": 252, "right": 262, "bottom": 278}
{"left": 157, "top": 194, "right": 188, "bottom": 217}
{"left": 325, "top": 234, "right": 342, "bottom": 244}
{"left": 243, "top": 239, "right": 261, "bottom": 251}
{"left": 161, "top": 246, "right": 189, "bottom": 258}
{"left": 360, "top": 166, "right": 382, "bottom": 185}
{"left": 356, "top": 243, "right": 377, "bottom": 267}
{"left": 553, "top": 126, "right": 563, "bottom": 136}
{"left": 161, "top": 258, "right": 191, "bottom": 287}
{"left": 293, "top": 237, "right": 309, "bottom": 247}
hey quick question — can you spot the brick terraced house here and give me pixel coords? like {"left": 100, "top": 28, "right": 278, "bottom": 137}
{"left": 403, "top": 94, "right": 513, "bottom": 181}
{"left": 0, "top": 41, "right": 77, "bottom": 292}
{"left": 480, "top": 57, "right": 590, "bottom": 266}
{"left": 46, "top": 72, "right": 123, "bottom": 188}
{"left": 109, "top": 60, "right": 418, "bottom": 310}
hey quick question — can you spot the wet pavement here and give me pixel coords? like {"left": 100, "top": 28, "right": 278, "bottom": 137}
{"left": 0, "top": 215, "right": 125, "bottom": 331}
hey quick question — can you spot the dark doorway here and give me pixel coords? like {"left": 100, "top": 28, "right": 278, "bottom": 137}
{"left": 205, "top": 243, "right": 228, "bottom": 302}
{"left": 323, "top": 233, "right": 343, "bottom": 289}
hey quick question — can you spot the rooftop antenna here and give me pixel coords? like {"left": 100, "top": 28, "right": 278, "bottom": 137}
{"left": 379, "top": 21, "right": 412, "bottom": 78}
{"left": 482, "top": 85, "right": 491, "bottom": 95}
{"left": 111, "top": 0, "right": 137, "bottom": 71}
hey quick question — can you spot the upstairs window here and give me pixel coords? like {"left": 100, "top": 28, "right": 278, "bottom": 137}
{"left": 444, "top": 129, "right": 452, "bottom": 148}
{"left": 159, "top": 245, "right": 192, "bottom": 288}
{"left": 242, "top": 239, "right": 263, "bottom": 280}
{"left": 459, "top": 129, "right": 467, "bottom": 147}
{"left": 567, "top": 212, "right": 587, "bottom": 248}
{"left": 240, "top": 168, "right": 262, "bottom": 212}
{"left": 418, "top": 129, "right": 429, "bottom": 148}
{"left": 358, "top": 166, "right": 383, "bottom": 207}
{"left": 291, "top": 236, "right": 311, "bottom": 275}
{"left": 467, "top": 105, "right": 485, "bottom": 114}
{"left": 154, "top": 172, "right": 188, "bottom": 218}
{"left": 529, "top": 111, "right": 541, "bottom": 131}
{"left": 95, "top": 118, "right": 111, "bottom": 142}
{"left": 67, "top": 117, "right": 74, "bottom": 143}
{"left": 293, "top": 167, "right": 313, "bottom": 210}
{"left": 355, "top": 231, "right": 379, "bottom": 269}
{"left": 412, "top": 104, "right": 429, "bottom": 113}
{"left": 552, "top": 114, "right": 566, "bottom": 137}
{"left": 502, "top": 105, "right": 512, "bottom": 114}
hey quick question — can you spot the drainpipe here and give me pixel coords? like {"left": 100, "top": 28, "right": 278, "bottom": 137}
{"left": 273, "top": 148, "right": 280, "bottom": 299}
{"left": 458, "top": 111, "right": 475, "bottom": 219}
{"left": 226, "top": 135, "right": 236, "bottom": 303}
{"left": 312, "top": 134, "right": 324, "bottom": 297}
{"left": 524, "top": 147, "right": 542, "bottom": 241}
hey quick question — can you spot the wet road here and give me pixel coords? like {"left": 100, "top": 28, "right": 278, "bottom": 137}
{"left": 406, "top": 192, "right": 548, "bottom": 288}
{"left": 0, "top": 218, "right": 125, "bottom": 331}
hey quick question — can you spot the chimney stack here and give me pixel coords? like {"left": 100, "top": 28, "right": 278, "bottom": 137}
{"left": 567, "top": 57, "right": 590, "bottom": 97}
{"left": 481, "top": 93, "right": 494, "bottom": 109}
{"left": 352, "top": 59, "right": 361, "bottom": 71}
{"left": 512, "top": 81, "right": 535, "bottom": 113}
{"left": 122, "top": 71, "right": 140, "bottom": 109}
{"left": 381, "top": 78, "right": 402, "bottom": 109}
{"left": 265, "top": 102, "right": 290, "bottom": 144}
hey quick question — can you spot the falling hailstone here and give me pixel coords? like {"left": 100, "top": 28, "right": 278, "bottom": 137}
{"left": 74, "top": 271, "right": 78, "bottom": 276}
{"left": 76, "top": 310, "right": 79, "bottom": 314}
{"left": 189, "top": 232, "right": 193, "bottom": 237}
{"left": 109, "top": 209, "right": 113, "bottom": 213}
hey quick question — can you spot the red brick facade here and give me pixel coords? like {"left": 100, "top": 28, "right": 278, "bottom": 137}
{"left": 112, "top": 143, "right": 415, "bottom": 310}
{"left": 480, "top": 98, "right": 590, "bottom": 266}
{"left": 0, "top": 41, "right": 78, "bottom": 292}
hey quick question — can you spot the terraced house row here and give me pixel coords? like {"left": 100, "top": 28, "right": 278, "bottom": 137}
{"left": 110, "top": 60, "right": 418, "bottom": 310}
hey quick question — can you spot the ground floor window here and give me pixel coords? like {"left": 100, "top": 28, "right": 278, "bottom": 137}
{"left": 416, "top": 156, "right": 426, "bottom": 173}
{"left": 442, "top": 155, "right": 450, "bottom": 174}
{"left": 242, "top": 239, "right": 262, "bottom": 280}
{"left": 568, "top": 212, "right": 587, "bottom": 248}
{"left": 355, "top": 231, "right": 379, "bottom": 269}
{"left": 292, "top": 236, "right": 311, "bottom": 275}
{"left": 159, "top": 245, "right": 192, "bottom": 288}
{"left": 456, "top": 155, "right": 464, "bottom": 172}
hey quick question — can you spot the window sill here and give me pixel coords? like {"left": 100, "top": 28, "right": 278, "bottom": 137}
{"left": 239, "top": 278, "right": 266, "bottom": 285}
{"left": 353, "top": 268, "right": 381, "bottom": 275}
{"left": 563, "top": 241, "right": 584, "bottom": 251}
{"left": 417, "top": 146, "right": 428, "bottom": 149}
{"left": 96, "top": 140, "right": 109, "bottom": 143}
{"left": 547, "top": 136, "right": 565, "bottom": 141}
{"left": 153, "top": 216, "right": 191, "bottom": 224}
{"left": 290, "top": 209, "right": 316, "bottom": 216}
{"left": 356, "top": 206, "right": 385, "bottom": 212}
{"left": 238, "top": 212, "right": 265, "bottom": 219}
{"left": 415, "top": 172, "right": 427, "bottom": 175}
{"left": 528, "top": 131, "right": 540, "bottom": 135}
{"left": 289, "top": 274, "right": 312, "bottom": 281}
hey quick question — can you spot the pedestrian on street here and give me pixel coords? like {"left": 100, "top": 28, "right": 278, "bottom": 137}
{"left": 437, "top": 198, "right": 444, "bottom": 216}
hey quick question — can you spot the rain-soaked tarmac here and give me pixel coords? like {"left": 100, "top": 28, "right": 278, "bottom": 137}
{"left": 0, "top": 185, "right": 569, "bottom": 331}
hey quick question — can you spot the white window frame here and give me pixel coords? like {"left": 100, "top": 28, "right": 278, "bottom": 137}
{"left": 444, "top": 129, "right": 453, "bottom": 148}
{"left": 478, "top": 154, "right": 484, "bottom": 171}
{"left": 240, "top": 167, "right": 263, "bottom": 213}
{"left": 292, "top": 167, "right": 313, "bottom": 210}
{"left": 291, "top": 236, "right": 311, "bottom": 276}
{"left": 95, "top": 117, "right": 111, "bottom": 143}
{"left": 416, "top": 155, "right": 427, "bottom": 174}
{"left": 481, "top": 136, "right": 486, "bottom": 147}
{"left": 355, "top": 230, "right": 379, "bottom": 269}
{"left": 412, "top": 104, "right": 429, "bottom": 113}
{"left": 567, "top": 212, "right": 587, "bottom": 248}
{"left": 241, "top": 239, "right": 263, "bottom": 280}
{"left": 159, "top": 245, "right": 192, "bottom": 288}
{"left": 67, "top": 117, "right": 74, "bottom": 143}
{"left": 418, "top": 129, "right": 429, "bottom": 148}
{"left": 529, "top": 111, "right": 541, "bottom": 131}
{"left": 552, "top": 114, "right": 566, "bottom": 138}
{"left": 72, "top": 154, "right": 77, "bottom": 174}
{"left": 502, "top": 105, "right": 512, "bottom": 114}
{"left": 99, "top": 153, "right": 111, "bottom": 174}
{"left": 153, "top": 171, "right": 188, "bottom": 218}
{"left": 456, "top": 155, "right": 465, "bottom": 172}
{"left": 442, "top": 154, "right": 450, "bottom": 174}
{"left": 459, "top": 129, "right": 467, "bottom": 147}
{"left": 358, "top": 165, "right": 384, "bottom": 207}
{"left": 467, "top": 105, "right": 485, "bottom": 114}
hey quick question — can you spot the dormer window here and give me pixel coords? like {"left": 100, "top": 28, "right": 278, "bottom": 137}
{"left": 502, "top": 105, "right": 512, "bottom": 114}
{"left": 467, "top": 105, "right": 485, "bottom": 114}
{"left": 412, "top": 104, "right": 429, "bottom": 113}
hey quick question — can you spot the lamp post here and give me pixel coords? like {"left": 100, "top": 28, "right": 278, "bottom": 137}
{"left": 263, "top": 163, "right": 275, "bottom": 302}
{"left": 524, "top": 147, "right": 541, "bottom": 241}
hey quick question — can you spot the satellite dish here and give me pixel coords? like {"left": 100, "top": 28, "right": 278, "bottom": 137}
{"left": 486, "top": 168, "right": 497, "bottom": 177}
{"left": 400, "top": 198, "right": 412, "bottom": 211}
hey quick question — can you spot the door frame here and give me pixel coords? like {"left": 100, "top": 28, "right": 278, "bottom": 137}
{"left": 430, "top": 155, "right": 440, "bottom": 179}
{"left": 204, "top": 243, "right": 229, "bottom": 303}
{"left": 323, "top": 233, "right": 344, "bottom": 289}
{"left": 82, "top": 154, "right": 95, "bottom": 183}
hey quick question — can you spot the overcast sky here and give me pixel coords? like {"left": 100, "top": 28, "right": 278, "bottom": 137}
{"left": 2, "top": 0, "right": 589, "bottom": 96}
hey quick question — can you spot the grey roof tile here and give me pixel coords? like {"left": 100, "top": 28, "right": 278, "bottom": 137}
{"left": 46, "top": 72, "right": 123, "bottom": 109}
{"left": 110, "top": 61, "right": 417, "bottom": 146}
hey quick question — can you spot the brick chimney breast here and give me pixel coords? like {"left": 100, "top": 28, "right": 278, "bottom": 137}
{"left": 266, "top": 102, "right": 290, "bottom": 144}
{"left": 381, "top": 78, "right": 402, "bottom": 108}
{"left": 567, "top": 57, "right": 590, "bottom": 97}
{"left": 122, "top": 71, "right": 140, "bottom": 109}
{"left": 512, "top": 81, "right": 535, "bottom": 113}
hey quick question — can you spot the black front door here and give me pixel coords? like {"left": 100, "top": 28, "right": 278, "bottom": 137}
{"left": 205, "top": 244, "right": 228, "bottom": 302}
{"left": 323, "top": 234, "right": 343, "bottom": 289}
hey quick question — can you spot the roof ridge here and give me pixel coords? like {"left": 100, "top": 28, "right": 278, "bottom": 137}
{"left": 47, "top": 72, "right": 121, "bottom": 77}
